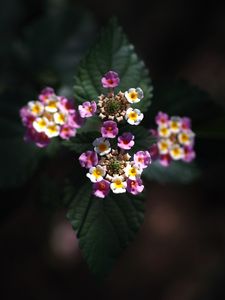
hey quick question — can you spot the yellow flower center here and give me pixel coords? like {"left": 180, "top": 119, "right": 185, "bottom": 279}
{"left": 171, "top": 147, "right": 181, "bottom": 157}
{"left": 37, "top": 118, "right": 47, "bottom": 128}
{"left": 114, "top": 179, "right": 123, "bottom": 188}
{"left": 129, "top": 92, "right": 138, "bottom": 101}
{"left": 93, "top": 169, "right": 102, "bottom": 178}
{"left": 180, "top": 133, "right": 189, "bottom": 142}
{"left": 99, "top": 143, "right": 107, "bottom": 152}
{"left": 31, "top": 104, "right": 41, "bottom": 115}
{"left": 47, "top": 124, "right": 58, "bottom": 134}
{"left": 129, "top": 167, "right": 137, "bottom": 176}
{"left": 171, "top": 121, "right": 179, "bottom": 130}
{"left": 129, "top": 112, "right": 138, "bottom": 121}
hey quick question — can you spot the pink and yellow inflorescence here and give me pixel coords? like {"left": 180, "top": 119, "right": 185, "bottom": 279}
{"left": 149, "top": 111, "right": 196, "bottom": 166}
{"left": 20, "top": 87, "right": 84, "bottom": 147}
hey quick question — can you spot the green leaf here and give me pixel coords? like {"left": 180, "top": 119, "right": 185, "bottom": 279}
{"left": 74, "top": 18, "right": 153, "bottom": 112}
{"left": 143, "top": 160, "right": 201, "bottom": 184}
{"left": 66, "top": 183, "right": 145, "bottom": 278}
{"left": 0, "top": 117, "right": 42, "bottom": 188}
{"left": 62, "top": 131, "right": 100, "bottom": 153}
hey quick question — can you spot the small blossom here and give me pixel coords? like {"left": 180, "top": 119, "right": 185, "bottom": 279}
{"left": 127, "top": 178, "right": 144, "bottom": 195}
{"left": 183, "top": 146, "right": 196, "bottom": 162}
{"left": 110, "top": 175, "right": 127, "bottom": 194}
{"left": 178, "top": 130, "right": 195, "bottom": 146}
{"left": 28, "top": 101, "right": 44, "bottom": 116}
{"left": 93, "top": 180, "right": 110, "bottom": 198}
{"left": 79, "top": 151, "right": 98, "bottom": 168}
{"left": 58, "top": 98, "right": 75, "bottom": 113}
{"left": 125, "top": 108, "right": 143, "bottom": 125}
{"left": 39, "top": 87, "right": 55, "bottom": 103}
{"left": 20, "top": 107, "right": 35, "bottom": 127}
{"left": 68, "top": 110, "right": 84, "bottom": 129}
{"left": 117, "top": 132, "right": 135, "bottom": 150}
{"left": 169, "top": 116, "right": 181, "bottom": 133}
{"left": 78, "top": 101, "right": 97, "bottom": 118}
{"left": 53, "top": 111, "right": 67, "bottom": 125}
{"left": 155, "top": 112, "right": 169, "bottom": 126}
{"left": 25, "top": 127, "right": 50, "bottom": 148}
{"left": 101, "top": 120, "right": 118, "bottom": 138}
{"left": 125, "top": 87, "right": 144, "bottom": 104}
{"left": 157, "top": 139, "right": 171, "bottom": 154}
{"left": 87, "top": 165, "right": 106, "bottom": 182}
{"left": 181, "top": 117, "right": 191, "bottom": 130}
{"left": 101, "top": 71, "right": 120, "bottom": 88}
{"left": 93, "top": 137, "right": 111, "bottom": 156}
{"left": 134, "top": 151, "right": 151, "bottom": 169}
{"left": 60, "top": 125, "right": 76, "bottom": 140}
{"left": 169, "top": 144, "right": 184, "bottom": 160}
{"left": 45, "top": 122, "right": 60, "bottom": 138}
{"left": 149, "top": 144, "right": 159, "bottom": 160}
{"left": 124, "top": 164, "right": 142, "bottom": 180}
{"left": 45, "top": 99, "right": 58, "bottom": 113}
{"left": 159, "top": 154, "right": 172, "bottom": 167}
{"left": 158, "top": 125, "right": 171, "bottom": 138}
{"left": 33, "top": 117, "right": 49, "bottom": 133}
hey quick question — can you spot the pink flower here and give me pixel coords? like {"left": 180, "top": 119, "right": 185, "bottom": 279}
{"left": 127, "top": 179, "right": 144, "bottom": 195}
{"left": 60, "top": 125, "right": 77, "bottom": 140}
{"left": 117, "top": 132, "right": 135, "bottom": 150}
{"left": 39, "top": 87, "right": 55, "bottom": 103}
{"left": 134, "top": 151, "right": 151, "bottom": 169}
{"left": 101, "top": 120, "right": 118, "bottom": 138}
{"left": 78, "top": 101, "right": 97, "bottom": 118}
{"left": 20, "top": 107, "right": 35, "bottom": 128}
{"left": 79, "top": 151, "right": 98, "bottom": 168}
{"left": 58, "top": 97, "right": 76, "bottom": 113}
{"left": 155, "top": 111, "right": 169, "bottom": 126}
{"left": 181, "top": 117, "right": 191, "bottom": 130}
{"left": 149, "top": 144, "right": 159, "bottom": 160}
{"left": 101, "top": 71, "right": 120, "bottom": 88}
{"left": 183, "top": 146, "right": 196, "bottom": 162}
{"left": 159, "top": 154, "right": 172, "bottom": 167}
{"left": 93, "top": 180, "right": 110, "bottom": 198}
{"left": 24, "top": 127, "right": 50, "bottom": 148}
{"left": 68, "top": 110, "right": 85, "bottom": 129}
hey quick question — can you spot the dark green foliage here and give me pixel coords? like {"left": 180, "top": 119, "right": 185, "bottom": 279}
{"left": 143, "top": 160, "right": 201, "bottom": 184}
{"left": 74, "top": 19, "right": 153, "bottom": 112}
{"left": 66, "top": 183, "right": 145, "bottom": 278}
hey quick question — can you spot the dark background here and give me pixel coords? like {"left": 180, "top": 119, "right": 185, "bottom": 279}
{"left": 1, "top": 0, "right": 225, "bottom": 299}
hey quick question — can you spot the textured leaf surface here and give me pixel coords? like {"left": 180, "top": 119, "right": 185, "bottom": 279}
{"left": 143, "top": 161, "right": 201, "bottom": 184}
{"left": 66, "top": 183, "right": 145, "bottom": 277}
{"left": 74, "top": 19, "right": 153, "bottom": 112}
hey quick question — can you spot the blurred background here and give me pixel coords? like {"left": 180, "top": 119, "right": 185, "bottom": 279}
{"left": 1, "top": 0, "right": 225, "bottom": 299}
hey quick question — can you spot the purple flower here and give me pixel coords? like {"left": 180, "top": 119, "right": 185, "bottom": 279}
{"left": 117, "top": 132, "right": 135, "bottom": 150}
{"left": 149, "top": 144, "right": 159, "bottom": 161}
{"left": 159, "top": 154, "right": 172, "bottom": 167}
{"left": 68, "top": 110, "right": 85, "bottom": 129}
{"left": 78, "top": 101, "right": 97, "bottom": 118}
{"left": 134, "top": 151, "right": 151, "bottom": 169}
{"left": 101, "top": 120, "right": 118, "bottom": 138}
{"left": 60, "top": 125, "right": 77, "bottom": 140}
{"left": 183, "top": 146, "right": 196, "bottom": 162}
{"left": 24, "top": 127, "right": 50, "bottom": 148}
{"left": 127, "top": 179, "right": 144, "bottom": 195}
{"left": 181, "top": 117, "right": 191, "bottom": 130}
{"left": 79, "top": 151, "right": 99, "bottom": 168}
{"left": 20, "top": 106, "right": 35, "bottom": 128}
{"left": 101, "top": 71, "right": 120, "bottom": 88}
{"left": 58, "top": 97, "right": 76, "bottom": 113}
{"left": 39, "top": 87, "right": 55, "bottom": 103}
{"left": 155, "top": 111, "right": 169, "bottom": 126}
{"left": 92, "top": 180, "right": 110, "bottom": 198}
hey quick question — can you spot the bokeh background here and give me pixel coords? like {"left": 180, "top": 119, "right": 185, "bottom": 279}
{"left": 1, "top": 0, "right": 225, "bottom": 299}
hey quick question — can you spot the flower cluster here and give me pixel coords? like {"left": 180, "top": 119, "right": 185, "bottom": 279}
{"left": 79, "top": 120, "right": 151, "bottom": 198}
{"left": 20, "top": 87, "right": 83, "bottom": 147}
{"left": 150, "top": 112, "right": 196, "bottom": 166}
{"left": 78, "top": 71, "right": 144, "bottom": 125}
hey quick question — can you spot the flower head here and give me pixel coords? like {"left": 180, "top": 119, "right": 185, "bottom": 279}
{"left": 101, "top": 71, "right": 120, "bottom": 88}
{"left": 101, "top": 120, "right": 118, "bottom": 138}
{"left": 127, "top": 179, "right": 144, "bottom": 195}
{"left": 110, "top": 175, "right": 127, "bottom": 194}
{"left": 20, "top": 87, "right": 80, "bottom": 147}
{"left": 93, "top": 180, "right": 110, "bottom": 198}
{"left": 125, "top": 87, "right": 143, "bottom": 104}
{"left": 134, "top": 151, "right": 151, "bottom": 169}
{"left": 79, "top": 151, "right": 98, "bottom": 168}
{"left": 78, "top": 101, "right": 97, "bottom": 118}
{"left": 117, "top": 132, "right": 135, "bottom": 150}
{"left": 125, "top": 108, "right": 143, "bottom": 125}
{"left": 93, "top": 137, "right": 111, "bottom": 156}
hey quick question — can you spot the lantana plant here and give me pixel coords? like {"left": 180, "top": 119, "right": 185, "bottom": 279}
{"left": 16, "top": 19, "right": 201, "bottom": 278}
